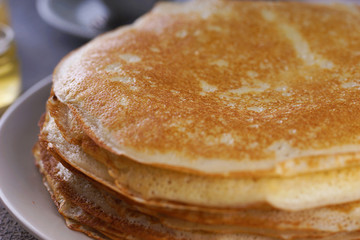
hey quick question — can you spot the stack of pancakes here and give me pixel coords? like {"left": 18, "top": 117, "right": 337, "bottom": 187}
{"left": 34, "top": 0, "right": 360, "bottom": 239}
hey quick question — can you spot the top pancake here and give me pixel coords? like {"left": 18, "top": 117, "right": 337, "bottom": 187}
{"left": 52, "top": 0, "right": 360, "bottom": 176}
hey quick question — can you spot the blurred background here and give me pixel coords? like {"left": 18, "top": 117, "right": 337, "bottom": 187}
{"left": 9, "top": 0, "right": 86, "bottom": 91}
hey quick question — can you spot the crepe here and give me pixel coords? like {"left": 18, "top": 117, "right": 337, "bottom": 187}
{"left": 34, "top": 141, "right": 360, "bottom": 240}
{"left": 34, "top": 0, "right": 360, "bottom": 239}
{"left": 41, "top": 103, "right": 360, "bottom": 211}
{"left": 52, "top": 0, "right": 360, "bottom": 177}
{"left": 39, "top": 108, "right": 360, "bottom": 234}
{"left": 35, "top": 142, "right": 281, "bottom": 240}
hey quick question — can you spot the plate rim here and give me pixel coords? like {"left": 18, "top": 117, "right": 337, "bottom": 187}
{"left": 0, "top": 75, "right": 52, "bottom": 240}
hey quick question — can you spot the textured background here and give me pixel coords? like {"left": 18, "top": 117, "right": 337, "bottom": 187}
{"left": 0, "top": 205, "right": 36, "bottom": 240}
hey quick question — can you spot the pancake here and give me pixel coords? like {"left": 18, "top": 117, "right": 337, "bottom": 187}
{"left": 34, "top": 142, "right": 281, "bottom": 240}
{"left": 41, "top": 106, "right": 360, "bottom": 211}
{"left": 34, "top": 1, "right": 360, "bottom": 239}
{"left": 34, "top": 143, "right": 112, "bottom": 240}
{"left": 34, "top": 142, "right": 360, "bottom": 240}
{"left": 38, "top": 110, "right": 360, "bottom": 233}
{"left": 52, "top": 0, "right": 360, "bottom": 177}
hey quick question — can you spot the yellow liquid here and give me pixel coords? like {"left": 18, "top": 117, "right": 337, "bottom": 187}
{"left": 0, "top": 1, "right": 9, "bottom": 25}
{"left": 0, "top": 43, "right": 20, "bottom": 112}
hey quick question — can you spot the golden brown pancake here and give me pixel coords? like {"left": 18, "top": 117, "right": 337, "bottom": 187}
{"left": 35, "top": 143, "right": 280, "bottom": 239}
{"left": 52, "top": 0, "right": 360, "bottom": 176}
{"left": 39, "top": 110, "right": 360, "bottom": 237}
{"left": 34, "top": 1, "right": 360, "bottom": 239}
{"left": 41, "top": 105, "right": 360, "bottom": 211}
{"left": 34, "top": 142, "right": 360, "bottom": 240}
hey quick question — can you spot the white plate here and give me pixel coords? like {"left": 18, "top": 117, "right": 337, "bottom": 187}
{"left": 0, "top": 76, "right": 89, "bottom": 240}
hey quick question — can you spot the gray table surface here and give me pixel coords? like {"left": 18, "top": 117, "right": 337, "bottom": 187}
{"left": 0, "top": 0, "right": 86, "bottom": 239}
